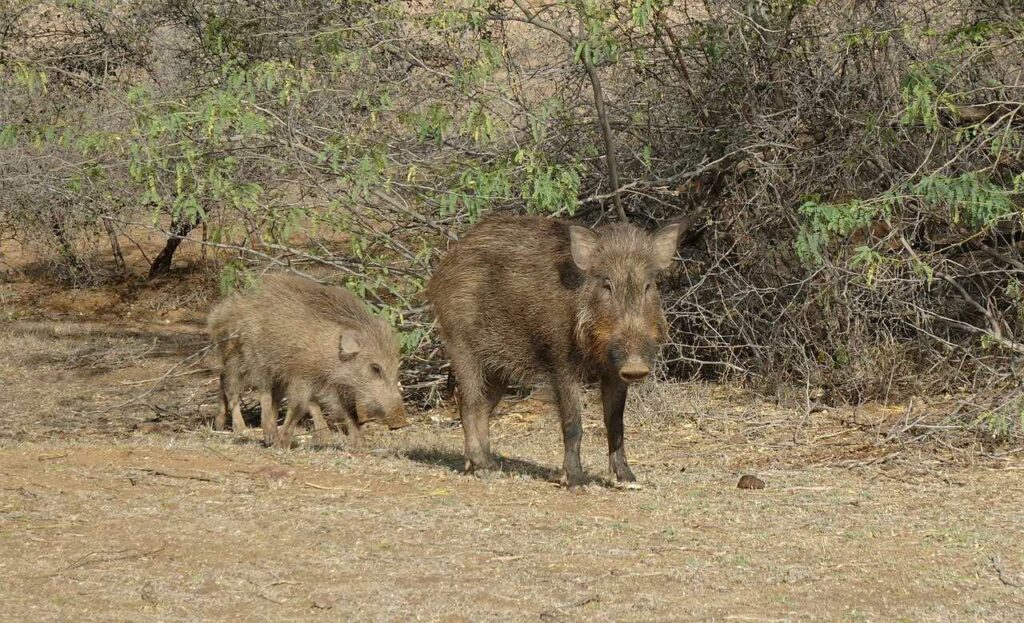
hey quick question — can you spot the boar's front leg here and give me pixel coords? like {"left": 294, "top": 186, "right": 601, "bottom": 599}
{"left": 601, "top": 376, "right": 636, "bottom": 482}
{"left": 308, "top": 401, "right": 332, "bottom": 446}
{"left": 552, "top": 375, "right": 586, "bottom": 488}
{"left": 342, "top": 410, "right": 361, "bottom": 451}
{"left": 276, "top": 382, "right": 312, "bottom": 449}
{"left": 318, "top": 392, "right": 358, "bottom": 450}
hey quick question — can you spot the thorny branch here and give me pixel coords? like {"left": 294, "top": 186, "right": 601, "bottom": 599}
{"left": 3, "top": 0, "right": 1024, "bottom": 439}
{"left": 502, "top": 0, "right": 627, "bottom": 221}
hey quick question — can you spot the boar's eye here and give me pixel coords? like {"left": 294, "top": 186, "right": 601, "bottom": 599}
{"left": 645, "top": 282, "right": 654, "bottom": 294}
{"left": 370, "top": 363, "right": 384, "bottom": 378}
{"left": 601, "top": 278, "right": 613, "bottom": 293}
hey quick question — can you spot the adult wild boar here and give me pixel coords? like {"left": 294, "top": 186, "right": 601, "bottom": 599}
{"left": 208, "top": 275, "right": 408, "bottom": 448}
{"left": 427, "top": 215, "right": 681, "bottom": 487}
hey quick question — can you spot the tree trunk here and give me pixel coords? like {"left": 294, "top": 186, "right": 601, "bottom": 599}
{"left": 50, "top": 213, "right": 79, "bottom": 268}
{"left": 148, "top": 217, "right": 199, "bottom": 279}
{"left": 101, "top": 216, "right": 126, "bottom": 272}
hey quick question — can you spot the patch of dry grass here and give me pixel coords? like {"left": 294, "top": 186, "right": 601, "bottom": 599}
{"left": 2, "top": 428, "right": 1023, "bottom": 621}
{"left": 2, "top": 274, "right": 1024, "bottom": 620}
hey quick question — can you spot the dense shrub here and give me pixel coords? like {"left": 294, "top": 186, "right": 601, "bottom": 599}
{"left": 2, "top": 1, "right": 1021, "bottom": 435}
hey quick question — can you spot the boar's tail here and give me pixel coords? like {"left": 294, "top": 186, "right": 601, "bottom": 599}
{"left": 206, "top": 296, "right": 239, "bottom": 341}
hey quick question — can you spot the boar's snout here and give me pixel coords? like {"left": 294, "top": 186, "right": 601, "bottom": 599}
{"left": 619, "top": 356, "right": 651, "bottom": 383}
{"left": 355, "top": 398, "right": 409, "bottom": 429}
{"left": 355, "top": 401, "right": 384, "bottom": 425}
{"left": 384, "top": 404, "right": 409, "bottom": 430}
{"left": 607, "top": 333, "right": 659, "bottom": 384}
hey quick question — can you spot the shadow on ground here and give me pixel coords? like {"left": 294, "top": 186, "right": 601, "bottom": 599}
{"left": 403, "top": 447, "right": 558, "bottom": 481}
{"left": 402, "top": 446, "right": 615, "bottom": 488}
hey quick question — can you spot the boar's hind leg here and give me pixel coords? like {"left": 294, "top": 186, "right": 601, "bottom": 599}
{"left": 215, "top": 372, "right": 230, "bottom": 431}
{"left": 552, "top": 376, "right": 586, "bottom": 488}
{"left": 260, "top": 382, "right": 284, "bottom": 446}
{"left": 218, "top": 369, "right": 246, "bottom": 433}
{"left": 480, "top": 375, "right": 505, "bottom": 454}
{"left": 276, "top": 382, "right": 312, "bottom": 449}
{"left": 451, "top": 352, "right": 503, "bottom": 473}
{"left": 601, "top": 377, "right": 636, "bottom": 482}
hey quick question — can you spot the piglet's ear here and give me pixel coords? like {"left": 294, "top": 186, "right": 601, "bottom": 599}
{"left": 568, "top": 225, "right": 599, "bottom": 271}
{"left": 339, "top": 331, "right": 361, "bottom": 361}
{"left": 651, "top": 223, "right": 681, "bottom": 271}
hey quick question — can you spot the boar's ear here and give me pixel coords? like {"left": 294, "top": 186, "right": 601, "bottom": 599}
{"left": 338, "top": 331, "right": 361, "bottom": 361}
{"left": 651, "top": 223, "right": 681, "bottom": 271}
{"left": 568, "top": 225, "right": 600, "bottom": 271}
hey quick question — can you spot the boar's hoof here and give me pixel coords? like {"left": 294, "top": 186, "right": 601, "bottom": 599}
{"left": 611, "top": 461, "right": 636, "bottom": 483}
{"left": 559, "top": 470, "right": 588, "bottom": 490}
{"left": 610, "top": 459, "right": 634, "bottom": 483}
{"left": 311, "top": 429, "right": 334, "bottom": 447}
{"left": 464, "top": 457, "right": 498, "bottom": 475}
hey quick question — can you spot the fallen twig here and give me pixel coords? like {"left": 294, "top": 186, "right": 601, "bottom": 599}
{"left": 36, "top": 453, "right": 70, "bottom": 462}
{"left": 540, "top": 595, "right": 601, "bottom": 621}
{"left": 304, "top": 482, "right": 367, "bottom": 492}
{"left": 257, "top": 591, "right": 285, "bottom": 605}
{"left": 119, "top": 367, "right": 213, "bottom": 386}
{"left": 37, "top": 545, "right": 166, "bottom": 578}
{"left": 76, "top": 335, "right": 233, "bottom": 416}
{"left": 131, "top": 467, "right": 223, "bottom": 483}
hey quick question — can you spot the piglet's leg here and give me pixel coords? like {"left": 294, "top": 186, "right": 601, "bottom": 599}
{"left": 276, "top": 382, "right": 312, "bottom": 449}
{"left": 309, "top": 402, "right": 333, "bottom": 446}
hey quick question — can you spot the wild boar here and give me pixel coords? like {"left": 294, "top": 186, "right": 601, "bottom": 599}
{"left": 427, "top": 215, "right": 681, "bottom": 487}
{"left": 208, "top": 274, "right": 408, "bottom": 448}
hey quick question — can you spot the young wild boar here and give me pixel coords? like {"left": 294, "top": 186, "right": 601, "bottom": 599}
{"left": 427, "top": 215, "right": 681, "bottom": 487}
{"left": 208, "top": 274, "right": 408, "bottom": 448}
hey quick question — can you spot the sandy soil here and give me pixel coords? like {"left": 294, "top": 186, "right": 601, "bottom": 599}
{"left": 1, "top": 271, "right": 1023, "bottom": 622}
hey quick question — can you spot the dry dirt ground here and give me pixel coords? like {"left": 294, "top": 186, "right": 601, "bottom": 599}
{"left": 2, "top": 267, "right": 1024, "bottom": 622}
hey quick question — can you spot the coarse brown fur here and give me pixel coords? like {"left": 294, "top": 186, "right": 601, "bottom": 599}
{"left": 208, "top": 274, "right": 407, "bottom": 448}
{"left": 426, "top": 215, "right": 681, "bottom": 486}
